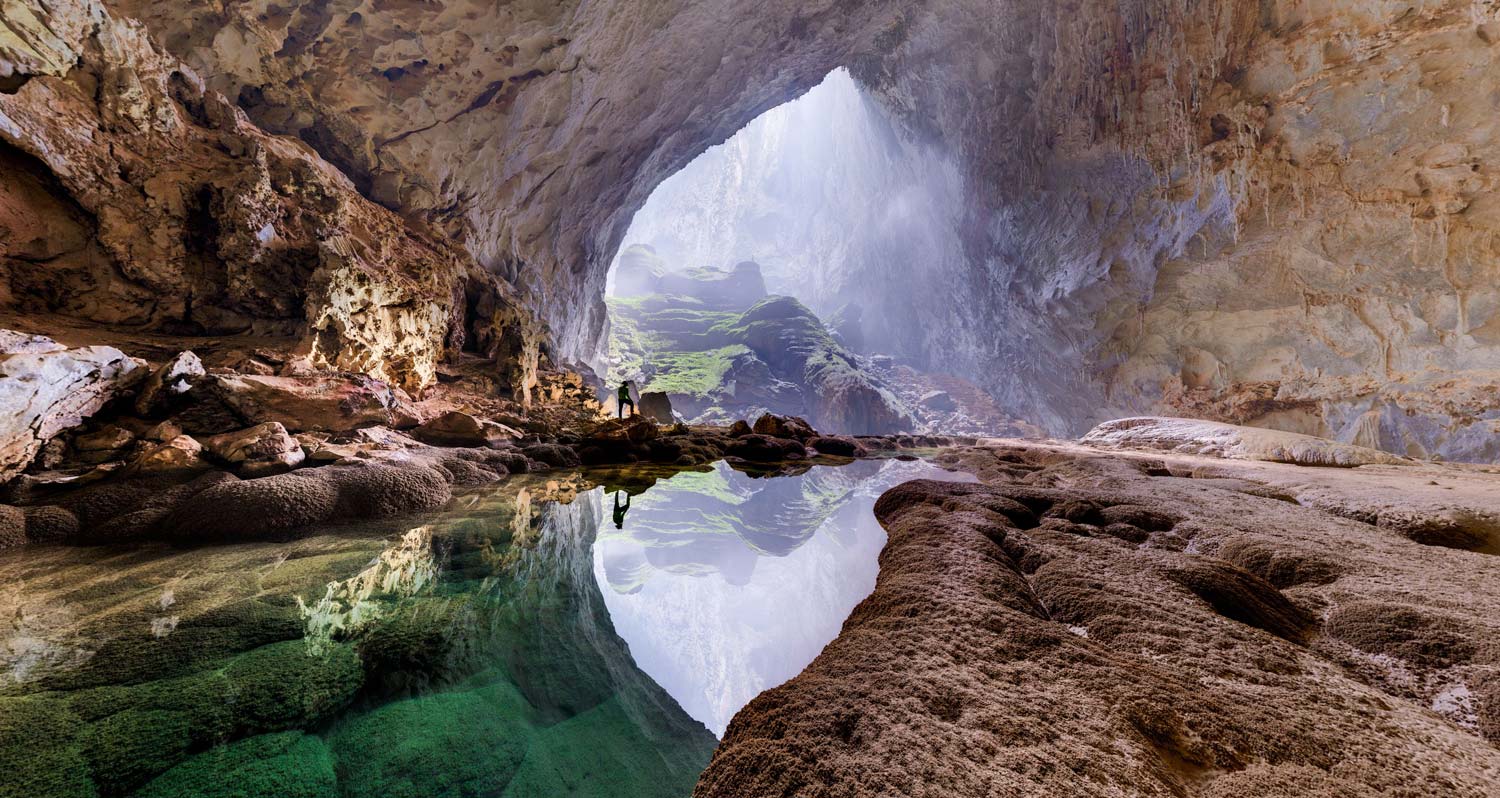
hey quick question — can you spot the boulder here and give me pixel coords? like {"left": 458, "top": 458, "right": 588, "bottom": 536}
{"left": 71, "top": 425, "right": 137, "bottom": 464}
{"left": 203, "top": 422, "right": 306, "bottom": 476}
{"left": 728, "top": 420, "right": 753, "bottom": 437}
{"left": 132, "top": 435, "right": 212, "bottom": 475}
{"left": 752, "top": 414, "right": 817, "bottom": 441}
{"left": 585, "top": 416, "right": 660, "bottom": 445}
{"left": 0, "top": 504, "right": 76, "bottom": 548}
{"left": 522, "top": 443, "right": 583, "bottom": 468}
{"left": 413, "top": 411, "right": 522, "bottom": 448}
{"left": 0, "top": 331, "right": 145, "bottom": 482}
{"left": 175, "top": 373, "right": 420, "bottom": 434}
{"left": 809, "top": 435, "right": 865, "bottom": 457}
{"left": 638, "top": 391, "right": 675, "bottom": 424}
{"left": 134, "top": 351, "right": 206, "bottom": 416}
{"left": 726, "top": 434, "right": 806, "bottom": 462}
{"left": 918, "top": 390, "right": 957, "bottom": 412}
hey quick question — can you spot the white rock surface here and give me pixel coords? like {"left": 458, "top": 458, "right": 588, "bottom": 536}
{"left": 0, "top": 331, "right": 144, "bottom": 481}
{"left": 1081, "top": 417, "right": 1408, "bottom": 468}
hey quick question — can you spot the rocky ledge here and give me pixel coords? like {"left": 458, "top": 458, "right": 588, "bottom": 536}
{"left": 697, "top": 432, "right": 1500, "bottom": 796}
{"left": 0, "top": 327, "right": 959, "bottom": 550}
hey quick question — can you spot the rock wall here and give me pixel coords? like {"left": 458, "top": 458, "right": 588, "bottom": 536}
{"left": 8, "top": 0, "right": 1500, "bottom": 459}
{"left": 1, "top": 0, "right": 540, "bottom": 395}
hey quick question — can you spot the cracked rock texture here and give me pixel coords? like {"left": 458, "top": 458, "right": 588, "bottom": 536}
{"left": 0, "top": 331, "right": 143, "bottom": 482}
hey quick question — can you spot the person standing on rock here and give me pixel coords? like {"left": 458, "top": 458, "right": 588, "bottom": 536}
{"left": 617, "top": 381, "right": 635, "bottom": 418}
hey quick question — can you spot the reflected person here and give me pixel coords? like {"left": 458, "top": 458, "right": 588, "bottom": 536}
{"left": 613, "top": 491, "right": 631, "bottom": 529}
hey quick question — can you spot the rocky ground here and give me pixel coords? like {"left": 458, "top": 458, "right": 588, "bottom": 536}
{"left": 0, "top": 324, "right": 965, "bottom": 552}
{"left": 696, "top": 434, "right": 1500, "bottom": 796}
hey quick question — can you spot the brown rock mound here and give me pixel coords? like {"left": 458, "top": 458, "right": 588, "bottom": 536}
{"left": 698, "top": 446, "right": 1500, "bottom": 797}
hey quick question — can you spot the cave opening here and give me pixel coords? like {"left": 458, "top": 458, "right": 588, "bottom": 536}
{"left": 599, "top": 69, "right": 1010, "bottom": 436}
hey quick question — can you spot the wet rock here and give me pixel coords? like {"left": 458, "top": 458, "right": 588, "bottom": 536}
{"left": 0, "top": 332, "right": 145, "bottom": 482}
{"left": 725, "top": 434, "right": 806, "bottom": 462}
{"left": 0, "top": 506, "right": 25, "bottom": 548}
{"left": 160, "top": 461, "right": 448, "bottom": 543}
{"left": 639, "top": 391, "right": 675, "bottom": 424}
{"left": 808, "top": 435, "right": 864, "bottom": 457}
{"left": 134, "top": 352, "right": 206, "bottom": 416}
{"left": 752, "top": 414, "right": 816, "bottom": 441}
{"left": 412, "top": 411, "right": 520, "bottom": 448}
{"left": 202, "top": 422, "right": 306, "bottom": 477}
{"left": 522, "top": 443, "right": 582, "bottom": 468}
{"left": 1324, "top": 602, "right": 1479, "bottom": 669}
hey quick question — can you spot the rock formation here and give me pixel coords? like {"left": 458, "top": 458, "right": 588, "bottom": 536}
{"left": 698, "top": 439, "right": 1500, "bottom": 796}
{"left": 607, "top": 250, "right": 912, "bottom": 434}
{"left": 4, "top": 0, "right": 1500, "bottom": 460}
{"left": 0, "top": 332, "right": 143, "bottom": 481}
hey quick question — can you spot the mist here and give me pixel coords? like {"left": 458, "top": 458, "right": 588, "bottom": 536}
{"left": 607, "top": 68, "right": 969, "bottom": 367}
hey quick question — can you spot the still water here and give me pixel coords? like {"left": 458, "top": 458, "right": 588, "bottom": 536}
{"left": 0, "top": 457, "right": 972, "bottom": 798}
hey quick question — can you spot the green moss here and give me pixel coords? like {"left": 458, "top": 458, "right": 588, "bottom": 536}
{"left": 326, "top": 679, "right": 536, "bottom": 798}
{"left": 501, "top": 697, "right": 712, "bottom": 798}
{"left": 0, "top": 695, "right": 95, "bottom": 798}
{"left": 38, "top": 598, "right": 303, "bottom": 692}
{"left": 80, "top": 708, "right": 192, "bottom": 796}
{"left": 221, "top": 641, "right": 364, "bottom": 734}
{"left": 132, "top": 732, "right": 337, "bottom": 798}
{"left": 641, "top": 346, "right": 750, "bottom": 399}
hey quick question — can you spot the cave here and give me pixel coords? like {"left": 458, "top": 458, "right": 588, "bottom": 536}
{"left": 2, "top": 1, "right": 1500, "bottom": 796}
{"left": 600, "top": 68, "right": 998, "bottom": 435}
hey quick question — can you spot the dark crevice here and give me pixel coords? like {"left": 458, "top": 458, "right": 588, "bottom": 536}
{"left": 0, "top": 72, "right": 32, "bottom": 94}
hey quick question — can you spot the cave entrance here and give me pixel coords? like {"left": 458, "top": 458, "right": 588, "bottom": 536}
{"left": 600, "top": 69, "right": 1003, "bottom": 436}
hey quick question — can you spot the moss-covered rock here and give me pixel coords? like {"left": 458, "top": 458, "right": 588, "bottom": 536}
{"left": 326, "top": 679, "right": 535, "bottom": 798}
{"left": 0, "top": 695, "right": 95, "bottom": 798}
{"left": 132, "top": 732, "right": 337, "bottom": 798}
{"left": 221, "top": 641, "right": 364, "bottom": 734}
{"left": 80, "top": 708, "right": 192, "bottom": 796}
{"left": 502, "top": 697, "right": 712, "bottom": 798}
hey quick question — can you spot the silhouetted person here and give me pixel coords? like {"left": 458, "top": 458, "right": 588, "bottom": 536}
{"left": 612, "top": 491, "right": 631, "bottom": 529}
{"left": 617, "top": 381, "right": 635, "bottom": 418}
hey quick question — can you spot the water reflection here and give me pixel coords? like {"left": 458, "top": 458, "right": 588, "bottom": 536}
{"left": 0, "top": 457, "right": 971, "bottom": 796}
{"left": 593, "top": 458, "right": 976, "bottom": 736}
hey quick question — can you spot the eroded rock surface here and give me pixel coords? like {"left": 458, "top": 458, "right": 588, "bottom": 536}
{"left": 1082, "top": 416, "right": 1409, "bottom": 467}
{"left": 0, "top": 331, "right": 143, "bottom": 481}
{"left": 699, "top": 440, "right": 1500, "bottom": 796}
{"left": 68, "top": 0, "right": 1500, "bottom": 463}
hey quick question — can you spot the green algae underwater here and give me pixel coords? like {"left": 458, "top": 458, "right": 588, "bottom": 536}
{"left": 0, "top": 467, "right": 716, "bottom": 798}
